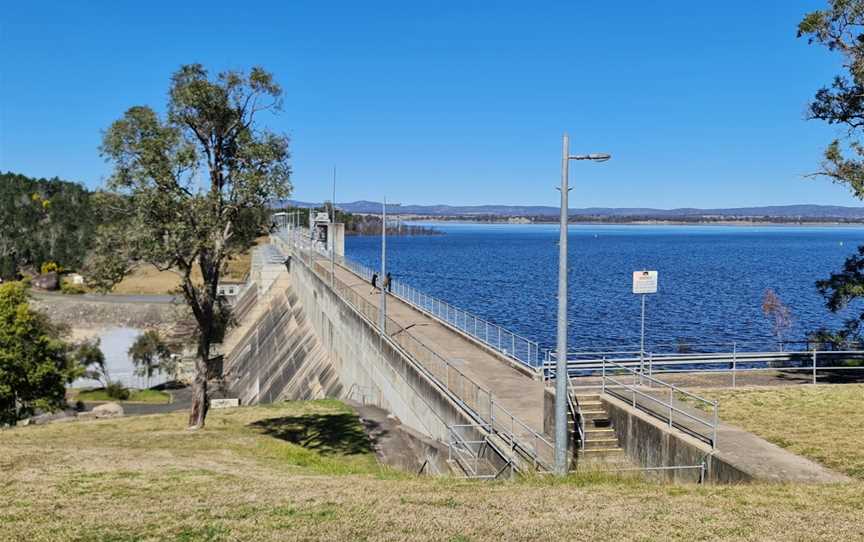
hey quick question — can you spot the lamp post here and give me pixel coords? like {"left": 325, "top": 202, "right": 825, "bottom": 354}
{"left": 555, "top": 133, "right": 611, "bottom": 476}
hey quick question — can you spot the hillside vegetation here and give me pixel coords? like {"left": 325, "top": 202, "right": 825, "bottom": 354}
{"left": 0, "top": 172, "right": 96, "bottom": 279}
{"left": 2, "top": 399, "right": 863, "bottom": 541}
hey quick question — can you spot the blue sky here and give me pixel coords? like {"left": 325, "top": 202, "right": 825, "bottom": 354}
{"left": 0, "top": 1, "right": 858, "bottom": 208}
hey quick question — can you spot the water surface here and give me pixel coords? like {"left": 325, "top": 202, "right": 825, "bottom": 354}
{"left": 346, "top": 224, "right": 864, "bottom": 352}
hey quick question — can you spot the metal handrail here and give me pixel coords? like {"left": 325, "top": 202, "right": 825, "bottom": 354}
{"left": 283, "top": 227, "right": 542, "bottom": 370}
{"left": 565, "top": 383, "right": 585, "bottom": 450}
{"left": 275, "top": 228, "right": 554, "bottom": 471}
{"left": 600, "top": 357, "right": 719, "bottom": 448}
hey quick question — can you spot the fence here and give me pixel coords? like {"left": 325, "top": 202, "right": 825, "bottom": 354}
{"left": 582, "top": 357, "right": 719, "bottom": 447}
{"left": 277, "top": 228, "right": 555, "bottom": 472}
{"left": 277, "top": 227, "right": 543, "bottom": 370}
{"left": 545, "top": 348, "right": 864, "bottom": 387}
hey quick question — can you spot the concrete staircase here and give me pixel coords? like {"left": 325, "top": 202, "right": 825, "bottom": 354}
{"left": 572, "top": 393, "right": 630, "bottom": 470}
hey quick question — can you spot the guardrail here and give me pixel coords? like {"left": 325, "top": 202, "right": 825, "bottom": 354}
{"left": 545, "top": 349, "right": 864, "bottom": 387}
{"left": 588, "top": 358, "right": 719, "bottom": 448}
{"left": 278, "top": 227, "right": 542, "bottom": 370}
{"left": 275, "top": 228, "right": 555, "bottom": 472}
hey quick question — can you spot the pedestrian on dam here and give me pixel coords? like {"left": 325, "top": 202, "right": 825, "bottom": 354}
{"left": 369, "top": 272, "right": 378, "bottom": 294}
{"left": 383, "top": 272, "right": 392, "bottom": 293}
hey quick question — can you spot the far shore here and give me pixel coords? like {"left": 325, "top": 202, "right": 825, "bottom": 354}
{"left": 408, "top": 219, "right": 864, "bottom": 227}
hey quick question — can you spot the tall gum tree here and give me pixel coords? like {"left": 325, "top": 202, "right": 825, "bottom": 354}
{"left": 92, "top": 65, "right": 291, "bottom": 428}
{"left": 799, "top": 1, "right": 864, "bottom": 344}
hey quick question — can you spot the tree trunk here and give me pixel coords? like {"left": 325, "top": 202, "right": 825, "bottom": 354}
{"left": 187, "top": 346, "right": 209, "bottom": 430}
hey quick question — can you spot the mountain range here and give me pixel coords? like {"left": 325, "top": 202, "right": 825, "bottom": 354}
{"left": 278, "top": 200, "right": 864, "bottom": 220}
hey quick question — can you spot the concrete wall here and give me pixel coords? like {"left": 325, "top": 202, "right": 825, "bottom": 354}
{"left": 602, "top": 395, "right": 752, "bottom": 483}
{"left": 288, "top": 256, "right": 487, "bottom": 443}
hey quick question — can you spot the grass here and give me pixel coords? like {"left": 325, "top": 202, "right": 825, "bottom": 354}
{"left": 110, "top": 236, "right": 265, "bottom": 295}
{"left": 72, "top": 388, "right": 172, "bottom": 404}
{"left": 685, "top": 384, "right": 864, "bottom": 479}
{"left": 2, "top": 399, "right": 863, "bottom": 541}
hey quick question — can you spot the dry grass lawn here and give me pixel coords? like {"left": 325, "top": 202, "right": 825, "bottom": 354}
{"left": 110, "top": 236, "right": 266, "bottom": 295}
{"left": 2, "top": 399, "right": 863, "bottom": 541}
{"left": 690, "top": 384, "right": 864, "bottom": 479}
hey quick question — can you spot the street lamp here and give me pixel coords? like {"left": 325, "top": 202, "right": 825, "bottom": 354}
{"left": 555, "top": 133, "right": 612, "bottom": 476}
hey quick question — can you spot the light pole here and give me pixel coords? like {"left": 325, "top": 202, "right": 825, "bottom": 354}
{"left": 555, "top": 133, "right": 611, "bottom": 476}
{"left": 331, "top": 166, "right": 336, "bottom": 286}
{"left": 380, "top": 197, "right": 387, "bottom": 334}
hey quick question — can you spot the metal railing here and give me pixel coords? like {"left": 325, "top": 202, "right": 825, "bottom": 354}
{"left": 590, "top": 357, "right": 719, "bottom": 448}
{"left": 546, "top": 348, "right": 864, "bottom": 387}
{"left": 448, "top": 424, "right": 513, "bottom": 479}
{"left": 274, "top": 228, "right": 555, "bottom": 472}
{"left": 277, "top": 227, "right": 542, "bottom": 370}
{"left": 565, "top": 387, "right": 585, "bottom": 450}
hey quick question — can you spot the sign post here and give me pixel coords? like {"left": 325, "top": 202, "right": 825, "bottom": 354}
{"left": 632, "top": 271, "right": 658, "bottom": 382}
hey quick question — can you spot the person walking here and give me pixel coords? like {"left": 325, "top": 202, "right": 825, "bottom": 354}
{"left": 369, "top": 272, "right": 378, "bottom": 295}
{"left": 383, "top": 272, "right": 392, "bottom": 293}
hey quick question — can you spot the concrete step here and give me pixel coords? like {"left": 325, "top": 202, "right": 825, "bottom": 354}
{"left": 580, "top": 410, "right": 611, "bottom": 421}
{"left": 577, "top": 448, "right": 628, "bottom": 465}
{"left": 582, "top": 437, "right": 621, "bottom": 450}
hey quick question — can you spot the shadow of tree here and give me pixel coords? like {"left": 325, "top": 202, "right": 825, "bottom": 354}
{"left": 249, "top": 413, "right": 379, "bottom": 456}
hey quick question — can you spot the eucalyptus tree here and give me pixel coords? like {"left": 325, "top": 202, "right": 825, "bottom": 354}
{"left": 92, "top": 65, "right": 291, "bottom": 428}
{"left": 799, "top": 2, "right": 864, "bottom": 345}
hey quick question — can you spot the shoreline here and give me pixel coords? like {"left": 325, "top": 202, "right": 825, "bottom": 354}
{"left": 407, "top": 219, "right": 864, "bottom": 227}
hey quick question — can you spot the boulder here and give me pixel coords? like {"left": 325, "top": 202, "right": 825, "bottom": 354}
{"left": 32, "top": 272, "right": 59, "bottom": 291}
{"left": 91, "top": 402, "right": 124, "bottom": 418}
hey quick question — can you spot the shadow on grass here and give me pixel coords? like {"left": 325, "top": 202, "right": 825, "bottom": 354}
{"left": 249, "top": 413, "right": 379, "bottom": 456}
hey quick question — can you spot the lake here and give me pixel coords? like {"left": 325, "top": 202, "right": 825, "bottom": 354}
{"left": 345, "top": 224, "right": 864, "bottom": 353}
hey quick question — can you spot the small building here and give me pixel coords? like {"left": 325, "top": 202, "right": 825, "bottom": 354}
{"left": 66, "top": 273, "right": 85, "bottom": 285}
{"left": 217, "top": 281, "right": 245, "bottom": 297}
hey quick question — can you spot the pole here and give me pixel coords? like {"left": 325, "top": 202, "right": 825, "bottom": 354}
{"left": 554, "top": 133, "right": 570, "bottom": 476}
{"left": 640, "top": 293, "right": 646, "bottom": 384}
{"left": 380, "top": 197, "right": 387, "bottom": 334}
{"left": 331, "top": 166, "right": 336, "bottom": 286}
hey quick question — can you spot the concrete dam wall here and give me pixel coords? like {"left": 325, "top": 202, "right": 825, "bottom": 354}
{"left": 222, "top": 243, "right": 484, "bottom": 449}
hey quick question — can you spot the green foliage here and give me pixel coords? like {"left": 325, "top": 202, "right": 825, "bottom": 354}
{"left": 60, "top": 282, "right": 86, "bottom": 295}
{"left": 73, "top": 338, "right": 108, "bottom": 384}
{"left": 0, "top": 282, "right": 79, "bottom": 425}
{"left": 0, "top": 172, "right": 97, "bottom": 280}
{"left": 800, "top": 2, "right": 864, "bottom": 340}
{"left": 40, "top": 261, "right": 61, "bottom": 275}
{"left": 92, "top": 64, "right": 292, "bottom": 427}
{"left": 104, "top": 381, "right": 130, "bottom": 401}
{"left": 128, "top": 330, "right": 172, "bottom": 385}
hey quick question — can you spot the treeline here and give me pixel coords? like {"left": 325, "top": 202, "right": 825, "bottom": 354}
{"left": 0, "top": 172, "right": 97, "bottom": 279}
{"left": 274, "top": 205, "right": 442, "bottom": 236}
{"left": 429, "top": 213, "right": 864, "bottom": 224}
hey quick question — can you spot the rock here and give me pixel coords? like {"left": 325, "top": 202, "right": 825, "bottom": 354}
{"left": 91, "top": 402, "right": 124, "bottom": 418}
{"left": 28, "top": 409, "right": 78, "bottom": 425}
{"left": 32, "top": 272, "right": 59, "bottom": 291}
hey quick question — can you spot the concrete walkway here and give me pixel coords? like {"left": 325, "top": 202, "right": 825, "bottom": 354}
{"left": 316, "top": 255, "right": 547, "bottom": 441}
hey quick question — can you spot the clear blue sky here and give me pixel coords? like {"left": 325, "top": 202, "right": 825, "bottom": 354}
{"left": 0, "top": 1, "right": 857, "bottom": 208}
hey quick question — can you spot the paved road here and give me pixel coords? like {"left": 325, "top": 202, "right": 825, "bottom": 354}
{"left": 82, "top": 386, "right": 192, "bottom": 416}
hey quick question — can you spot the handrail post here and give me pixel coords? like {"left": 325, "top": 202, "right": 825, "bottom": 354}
{"left": 601, "top": 356, "right": 606, "bottom": 394}
{"left": 712, "top": 401, "right": 719, "bottom": 448}
{"left": 812, "top": 349, "right": 817, "bottom": 385}
{"left": 732, "top": 342, "right": 737, "bottom": 388}
{"left": 668, "top": 386, "right": 673, "bottom": 428}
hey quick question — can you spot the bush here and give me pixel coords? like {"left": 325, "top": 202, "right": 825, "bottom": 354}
{"left": 41, "top": 261, "right": 62, "bottom": 274}
{"left": 104, "top": 382, "right": 130, "bottom": 401}
{"left": 60, "top": 282, "right": 86, "bottom": 295}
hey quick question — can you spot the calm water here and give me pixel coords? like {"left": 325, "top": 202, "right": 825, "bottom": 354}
{"left": 71, "top": 327, "right": 166, "bottom": 389}
{"left": 346, "top": 224, "right": 864, "bottom": 352}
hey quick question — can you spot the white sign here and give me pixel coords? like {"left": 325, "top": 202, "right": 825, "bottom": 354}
{"left": 632, "top": 270, "right": 658, "bottom": 294}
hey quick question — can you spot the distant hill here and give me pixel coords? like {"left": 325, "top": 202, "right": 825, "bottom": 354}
{"left": 276, "top": 200, "right": 864, "bottom": 220}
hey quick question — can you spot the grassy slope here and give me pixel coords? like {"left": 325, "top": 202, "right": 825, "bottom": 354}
{"left": 693, "top": 384, "right": 864, "bottom": 479}
{"left": 110, "top": 236, "right": 265, "bottom": 295}
{"left": 2, "top": 399, "right": 863, "bottom": 541}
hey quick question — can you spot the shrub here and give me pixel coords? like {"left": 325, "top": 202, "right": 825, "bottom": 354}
{"left": 41, "top": 261, "right": 62, "bottom": 274}
{"left": 104, "top": 382, "right": 130, "bottom": 401}
{"left": 60, "top": 282, "right": 86, "bottom": 295}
